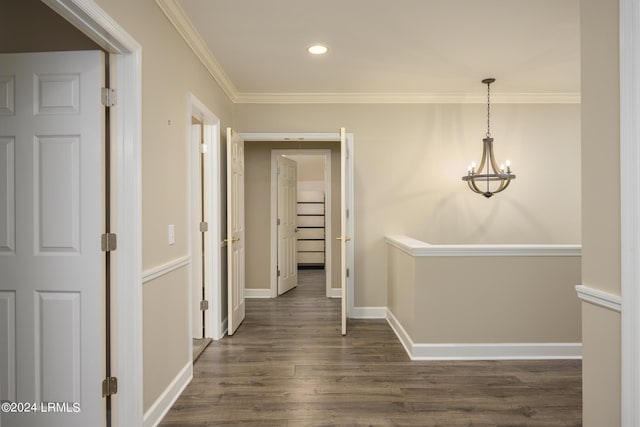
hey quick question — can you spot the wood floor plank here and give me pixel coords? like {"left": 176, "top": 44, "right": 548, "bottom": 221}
{"left": 160, "top": 270, "right": 581, "bottom": 426}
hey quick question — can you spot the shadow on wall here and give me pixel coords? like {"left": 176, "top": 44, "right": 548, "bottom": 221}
{"left": 428, "top": 193, "right": 556, "bottom": 243}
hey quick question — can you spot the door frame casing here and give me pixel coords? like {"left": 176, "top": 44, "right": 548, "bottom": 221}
{"left": 241, "top": 132, "right": 354, "bottom": 314}
{"left": 271, "top": 149, "right": 333, "bottom": 298}
{"left": 187, "top": 94, "right": 222, "bottom": 341}
{"left": 620, "top": 0, "right": 640, "bottom": 424}
{"left": 42, "top": 1, "right": 143, "bottom": 425}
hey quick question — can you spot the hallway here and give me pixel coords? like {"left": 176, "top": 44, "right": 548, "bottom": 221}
{"left": 160, "top": 270, "right": 581, "bottom": 426}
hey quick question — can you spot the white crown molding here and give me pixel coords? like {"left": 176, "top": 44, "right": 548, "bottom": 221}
{"left": 576, "top": 285, "right": 622, "bottom": 313}
{"left": 385, "top": 235, "right": 581, "bottom": 257}
{"left": 154, "top": 0, "right": 579, "bottom": 106}
{"left": 154, "top": 0, "right": 238, "bottom": 102}
{"left": 235, "top": 92, "right": 581, "bottom": 105}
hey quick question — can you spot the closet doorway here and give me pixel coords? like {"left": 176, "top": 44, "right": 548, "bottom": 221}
{"left": 240, "top": 131, "right": 353, "bottom": 335}
{"left": 272, "top": 149, "right": 336, "bottom": 298}
{"left": 243, "top": 141, "right": 342, "bottom": 300}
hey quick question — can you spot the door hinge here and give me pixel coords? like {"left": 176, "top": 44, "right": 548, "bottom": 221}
{"left": 277, "top": 218, "right": 281, "bottom": 226}
{"left": 102, "top": 377, "right": 118, "bottom": 397}
{"left": 199, "top": 143, "right": 208, "bottom": 154}
{"left": 200, "top": 300, "right": 209, "bottom": 311}
{"left": 277, "top": 269, "right": 281, "bottom": 277}
{"left": 199, "top": 221, "right": 208, "bottom": 232}
{"left": 101, "top": 233, "right": 117, "bottom": 252}
{"left": 346, "top": 209, "right": 349, "bottom": 219}
{"left": 346, "top": 268, "right": 350, "bottom": 278}
{"left": 101, "top": 88, "right": 117, "bottom": 107}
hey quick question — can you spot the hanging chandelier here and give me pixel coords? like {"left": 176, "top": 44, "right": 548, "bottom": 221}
{"left": 462, "top": 78, "right": 515, "bottom": 198}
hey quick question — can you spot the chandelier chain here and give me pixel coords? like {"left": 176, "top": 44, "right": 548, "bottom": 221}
{"left": 486, "top": 81, "right": 491, "bottom": 138}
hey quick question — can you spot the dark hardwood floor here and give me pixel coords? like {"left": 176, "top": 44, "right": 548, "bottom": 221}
{"left": 160, "top": 270, "right": 582, "bottom": 426}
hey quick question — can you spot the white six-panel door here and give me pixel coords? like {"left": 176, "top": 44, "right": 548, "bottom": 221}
{"left": 0, "top": 51, "right": 105, "bottom": 426}
{"left": 226, "top": 128, "right": 245, "bottom": 335}
{"left": 340, "top": 128, "right": 350, "bottom": 336}
{"left": 277, "top": 156, "right": 297, "bottom": 295}
{"left": 191, "top": 123, "right": 205, "bottom": 339}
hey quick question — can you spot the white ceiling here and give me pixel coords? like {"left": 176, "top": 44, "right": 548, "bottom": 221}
{"left": 169, "top": 0, "right": 580, "bottom": 102}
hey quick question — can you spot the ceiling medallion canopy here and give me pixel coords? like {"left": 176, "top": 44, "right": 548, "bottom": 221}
{"left": 462, "top": 78, "right": 516, "bottom": 198}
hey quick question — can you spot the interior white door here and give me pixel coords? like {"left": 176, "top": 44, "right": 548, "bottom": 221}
{"left": 226, "top": 128, "right": 245, "bottom": 335}
{"left": 0, "top": 51, "right": 105, "bottom": 426}
{"left": 339, "top": 128, "right": 351, "bottom": 336}
{"left": 191, "top": 123, "right": 205, "bottom": 339}
{"left": 277, "top": 155, "right": 298, "bottom": 295}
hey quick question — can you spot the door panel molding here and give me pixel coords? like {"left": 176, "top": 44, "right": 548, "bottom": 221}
{"left": 41, "top": 1, "right": 143, "bottom": 425}
{"left": 227, "top": 128, "right": 246, "bottom": 335}
{"left": 0, "top": 291, "right": 16, "bottom": 402}
{"left": 0, "top": 50, "right": 104, "bottom": 426}
{"left": 277, "top": 155, "right": 298, "bottom": 295}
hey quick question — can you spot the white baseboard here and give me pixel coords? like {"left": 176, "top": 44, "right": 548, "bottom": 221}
{"left": 245, "top": 288, "right": 272, "bottom": 298}
{"left": 143, "top": 361, "right": 192, "bottom": 427}
{"left": 350, "top": 306, "right": 387, "bottom": 319}
{"left": 221, "top": 317, "right": 228, "bottom": 337}
{"left": 385, "top": 309, "right": 414, "bottom": 358}
{"left": 410, "top": 342, "right": 582, "bottom": 360}
{"left": 328, "top": 288, "right": 341, "bottom": 298}
{"left": 386, "top": 308, "right": 582, "bottom": 360}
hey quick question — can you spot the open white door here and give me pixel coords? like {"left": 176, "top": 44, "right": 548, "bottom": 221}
{"left": 191, "top": 123, "right": 207, "bottom": 339}
{"left": 0, "top": 51, "right": 105, "bottom": 426}
{"left": 339, "top": 128, "right": 351, "bottom": 335}
{"left": 277, "top": 156, "right": 298, "bottom": 295}
{"left": 226, "top": 128, "right": 245, "bottom": 335}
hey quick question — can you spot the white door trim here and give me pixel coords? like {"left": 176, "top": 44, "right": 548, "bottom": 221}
{"left": 42, "top": 1, "right": 143, "bottom": 425}
{"left": 242, "top": 132, "right": 355, "bottom": 316}
{"left": 271, "top": 149, "right": 332, "bottom": 298}
{"left": 187, "top": 94, "right": 222, "bottom": 340}
{"left": 620, "top": 0, "right": 640, "bottom": 424}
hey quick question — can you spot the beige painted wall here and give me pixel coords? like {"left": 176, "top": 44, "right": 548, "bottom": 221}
{"left": 234, "top": 103, "right": 582, "bottom": 307}
{"left": 582, "top": 303, "right": 620, "bottom": 426}
{"left": 244, "top": 141, "right": 341, "bottom": 290}
{"left": 414, "top": 255, "right": 581, "bottom": 343}
{"left": 294, "top": 154, "right": 325, "bottom": 181}
{"left": 580, "top": 0, "right": 621, "bottom": 424}
{"left": 95, "top": 0, "right": 233, "bottom": 412}
{"left": 387, "top": 246, "right": 415, "bottom": 338}
{"left": 388, "top": 245, "right": 581, "bottom": 344}
{"left": 142, "top": 266, "right": 189, "bottom": 410}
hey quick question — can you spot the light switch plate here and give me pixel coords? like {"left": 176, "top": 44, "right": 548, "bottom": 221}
{"left": 168, "top": 224, "right": 175, "bottom": 245}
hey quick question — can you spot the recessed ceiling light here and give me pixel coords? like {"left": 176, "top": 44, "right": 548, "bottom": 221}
{"left": 307, "top": 45, "right": 328, "bottom": 55}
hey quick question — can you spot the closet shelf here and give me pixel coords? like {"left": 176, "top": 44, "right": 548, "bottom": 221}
{"left": 297, "top": 191, "right": 325, "bottom": 268}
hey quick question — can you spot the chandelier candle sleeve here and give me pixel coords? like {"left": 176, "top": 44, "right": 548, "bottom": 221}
{"left": 461, "top": 78, "right": 515, "bottom": 198}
